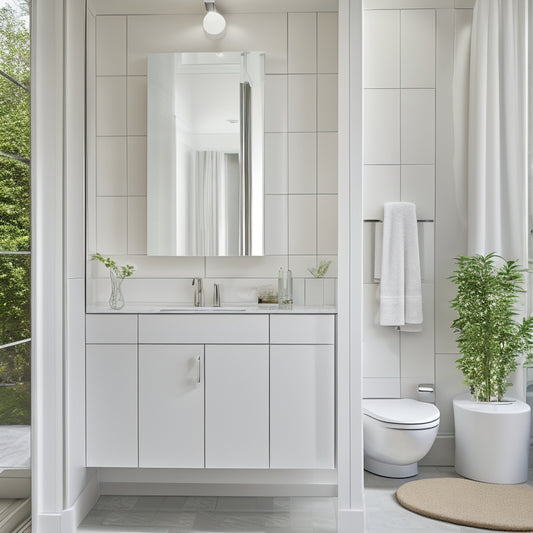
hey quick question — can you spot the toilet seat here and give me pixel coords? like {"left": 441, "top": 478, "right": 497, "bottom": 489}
{"left": 363, "top": 399, "right": 440, "bottom": 430}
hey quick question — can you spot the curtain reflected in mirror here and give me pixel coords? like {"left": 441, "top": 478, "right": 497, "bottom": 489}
{"left": 194, "top": 151, "right": 240, "bottom": 256}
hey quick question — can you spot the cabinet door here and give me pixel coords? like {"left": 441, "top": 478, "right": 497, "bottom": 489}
{"left": 86, "top": 344, "right": 138, "bottom": 467}
{"left": 270, "top": 345, "right": 335, "bottom": 468}
{"left": 139, "top": 345, "right": 204, "bottom": 467}
{"left": 205, "top": 345, "right": 269, "bottom": 468}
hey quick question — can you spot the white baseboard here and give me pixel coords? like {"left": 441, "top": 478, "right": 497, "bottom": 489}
{"left": 100, "top": 482, "right": 337, "bottom": 497}
{"left": 35, "top": 471, "right": 99, "bottom": 533}
{"left": 33, "top": 513, "right": 62, "bottom": 533}
{"left": 338, "top": 508, "right": 365, "bottom": 533}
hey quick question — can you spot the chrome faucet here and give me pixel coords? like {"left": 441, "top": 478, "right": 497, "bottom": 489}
{"left": 213, "top": 283, "right": 221, "bottom": 307}
{"left": 192, "top": 278, "right": 204, "bottom": 307}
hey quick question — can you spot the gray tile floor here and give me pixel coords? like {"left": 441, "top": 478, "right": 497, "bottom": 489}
{"left": 78, "top": 467, "right": 533, "bottom": 533}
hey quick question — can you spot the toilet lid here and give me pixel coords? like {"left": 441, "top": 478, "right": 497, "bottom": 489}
{"left": 363, "top": 398, "right": 440, "bottom": 425}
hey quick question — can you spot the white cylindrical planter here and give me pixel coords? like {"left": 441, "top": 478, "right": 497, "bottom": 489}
{"left": 453, "top": 393, "right": 531, "bottom": 484}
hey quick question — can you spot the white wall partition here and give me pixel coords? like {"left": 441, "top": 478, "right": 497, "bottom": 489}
{"left": 33, "top": 0, "right": 98, "bottom": 530}
{"left": 337, "top": 0, "right": 364, "bottom": 531}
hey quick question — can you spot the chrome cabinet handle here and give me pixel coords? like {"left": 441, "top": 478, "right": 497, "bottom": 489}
{"left": 197, "top": 355, "right": 201, "bottom": 385}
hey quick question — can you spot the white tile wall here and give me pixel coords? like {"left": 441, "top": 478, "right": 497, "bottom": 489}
{"left": 418, "top": 221, "right": 435, "bottom": 282}
{"left": 288, "top": 13, "right": 317, "bottom": 74}
{"left": 96, "top": 137, "right": 127, "bottom": 196}
{"left": 364, "top": 89, "right": 401, "bottom": 164}
{"left": 362, "top": 165, "right": 401, "bottom": 219}
{"left": 435, "top": 8, "right": 470, "bottom": 355}
{"left": 436, "top": 354, "right": 468, "bottom": 433}
{"left": 317, "top": 133, "right": 338, "bottom": 193}
{"left": 89, "top": 9, "right": 338, "bottom": 307}
{"left": 401, "top": 10, "right": 436, "bottom": 88}
{"left": 96, "top": 77, "right": 127, "bottom": 136}
{"left": 264, "top": 133, "right": 288, "bottom": 194}
{"left": 289, "top": 195, "right": 317, "bottom": 255}
{"left": 96, "top": 197, "right": 128, "bottom": 255}
{"left": 288, "top": 75, "right": 317, "bottom": 132}
{"left": 317, "top": 13, "right": 338, "bottom": 74}
{"left": 362, "top": 284, "right": 401, "bottom": 378}
{"left": 127, "top": 77, "right": 147, "bottom": 136}
{"left": 127, "top": 136, "right": 147, "bottom": 196}
{"left": 317, "top": 195, "right": 338, "bottom": 256}
{"left": 126, "top": 14, "right": 288, "bottom": 76}
{"left": 361, "top": 4, "right": 472, "bottom": 451}
{"left": 317, "top": 75, "right": 338, "bottom": 132}
{"left": 264, "top": 75, "right": 288, "bottom": 133}
{"left": 127, "top": 196, "right": 147, "bottom": 255}
{"left": 96, "top": 16, "right": 127, "bottom": 76}
{"left": 289, "top": 255, "right": 318, "bottom": 278}
{"left": 401, "top": 89, "right": 435, "bottom": 164}
{"left": 289, "top": 133, "right": 317, "bottom": 194}
{"left": 401, "top": 165, "right": 435, "bottom": 220}
{"left": 264, "top": 195, "right": 288, "bottom": 256}
{"left": 400, "top": 284, "right": 435, "bottom": 379}
{"left": 363, "top": 378, "right": 401, "bottom": 398}
{"left": 363, "top": 10, "right": 400, "bottom": 88}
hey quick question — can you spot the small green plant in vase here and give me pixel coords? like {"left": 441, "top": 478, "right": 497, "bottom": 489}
{"left": 308, "top": 259, "right": 332, "bottom": 278}
{"left": 91, "top": 253, "right": 135, "bottom": 310}
{"left": 450, "top": 252, "right": 533, "bottom": 402}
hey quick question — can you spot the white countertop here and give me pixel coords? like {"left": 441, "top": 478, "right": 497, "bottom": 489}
{"left": 86, "top": 304, "right": 337, "bottom": 314}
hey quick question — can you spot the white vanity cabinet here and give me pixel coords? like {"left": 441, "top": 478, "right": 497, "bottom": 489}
{"left": 205, "top": 345, "right": 269, "bottom": 468}
{"left": 86, "top": 315, "right": 138, "bottom": 467}
{"left": 139, "top": 345, "right": 204, "bottom": 468}
{"left": 85, "top": 311, "right": 335, "bottom": 470}
{"left": 270, "top": 315, "right": 335, "bottom": 469}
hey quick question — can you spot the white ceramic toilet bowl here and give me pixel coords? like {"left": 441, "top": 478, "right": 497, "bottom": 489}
{"left": 363, "top": 398, "right": 440, "bottom": 478}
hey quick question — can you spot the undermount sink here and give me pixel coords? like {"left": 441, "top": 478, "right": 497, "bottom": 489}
{"left": 159, "top": 306, "right": 248, "bottom": 312}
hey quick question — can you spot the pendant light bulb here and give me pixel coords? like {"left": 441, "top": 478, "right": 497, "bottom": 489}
{"left": 203, "top": 1, "right": 226, "bottom": 40}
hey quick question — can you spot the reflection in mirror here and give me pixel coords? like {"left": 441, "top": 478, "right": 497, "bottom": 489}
{"left": 147, "top": 52, "right": 264, "bottom": 256}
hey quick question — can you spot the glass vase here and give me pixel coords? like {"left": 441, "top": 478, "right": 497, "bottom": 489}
{"left": 109, "top": 270, "right": 125, "bottom": 310}
{"left": 278, "top": 267, "right": 293, "bottom": 309}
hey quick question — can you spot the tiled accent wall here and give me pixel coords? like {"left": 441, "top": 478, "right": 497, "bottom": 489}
{"left": 86, "top": 8, "right": 338, "bottom": 307}
{"left": 362, "top": 0, "right": 474, "bottom": 464}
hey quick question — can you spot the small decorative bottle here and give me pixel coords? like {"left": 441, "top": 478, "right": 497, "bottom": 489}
{"left": 278, "top": 267, "right": 293, "bottom": 310}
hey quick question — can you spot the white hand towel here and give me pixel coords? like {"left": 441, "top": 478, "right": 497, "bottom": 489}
{"left": 379, "top": 202, "right": 423, "bottom": 331}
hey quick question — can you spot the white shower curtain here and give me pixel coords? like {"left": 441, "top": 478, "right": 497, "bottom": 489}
{"left": 195, "top": 151, "right": 225, "bottom": 256}
{"left": 466, "top": 0, "right": 527, "bottom": 263}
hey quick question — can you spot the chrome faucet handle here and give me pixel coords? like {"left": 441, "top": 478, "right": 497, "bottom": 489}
{"left": 192, "top": 278, "right": 203, "bottom": 307}
{"left": 213, "top": 283, "right": 220, "bottom": 307}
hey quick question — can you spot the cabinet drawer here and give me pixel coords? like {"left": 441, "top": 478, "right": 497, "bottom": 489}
{"left": 139, "top": 314, "right": 269, "bottom": 344}
{"left": 86, "top": 314, "right": 137, "bottom": 344}
{"left": 270, "top": 315, "right": 335, "bottom": 344}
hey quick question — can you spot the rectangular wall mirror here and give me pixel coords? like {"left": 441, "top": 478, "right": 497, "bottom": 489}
{"left": 147, "top": 51, "right": 264, "bottom": 256}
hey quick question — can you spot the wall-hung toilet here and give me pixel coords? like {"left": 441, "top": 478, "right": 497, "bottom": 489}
{"left": 363, "top": 398, "right": 440, "bottom": 478}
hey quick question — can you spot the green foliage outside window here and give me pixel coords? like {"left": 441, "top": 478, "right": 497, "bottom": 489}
{"left": 0, "top": 4, "right": 31, "bottom": 424}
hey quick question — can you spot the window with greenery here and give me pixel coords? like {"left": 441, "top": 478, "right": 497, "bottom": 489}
{"left": 0, "top": 1, "right": 31, "bottom": 425}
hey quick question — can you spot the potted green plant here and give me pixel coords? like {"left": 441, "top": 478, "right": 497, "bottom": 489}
{"left": 305, "top": 260, "right": 333, "bottom": 306}
{"left": 91, "top": 253, "right": 135, "bottom": 310}
{"left": 450, "top": 252, "right": 533, "bottom": 483}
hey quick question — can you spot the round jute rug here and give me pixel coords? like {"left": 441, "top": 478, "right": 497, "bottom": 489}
{"left": 396, "top": 477, "right": 533, "bottom": 531}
